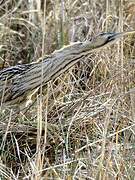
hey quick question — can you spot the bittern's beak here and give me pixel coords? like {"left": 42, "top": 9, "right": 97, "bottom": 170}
{"left": 108, "top": 30, "right": 135, "bottom": 42}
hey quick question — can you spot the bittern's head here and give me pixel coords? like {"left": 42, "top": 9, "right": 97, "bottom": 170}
{"left": 90, "top": 31, "right": 135, "bottom": 48}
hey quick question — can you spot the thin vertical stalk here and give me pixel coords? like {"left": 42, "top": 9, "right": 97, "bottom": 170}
{"left": 119, "top": 0, "right": 124, "bottom": 91}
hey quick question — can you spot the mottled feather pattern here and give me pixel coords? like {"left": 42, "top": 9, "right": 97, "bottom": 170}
{"left": 0, "top": 32, "right": 134, "bottom": 107}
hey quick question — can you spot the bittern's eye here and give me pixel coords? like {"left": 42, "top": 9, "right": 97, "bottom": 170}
{"left": 107, "top": 35, "right": 115, "bottom": 41}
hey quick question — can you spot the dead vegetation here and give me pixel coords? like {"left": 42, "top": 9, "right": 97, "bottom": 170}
{"left": 0, "top": 0, "right": 135, "bottom": 179}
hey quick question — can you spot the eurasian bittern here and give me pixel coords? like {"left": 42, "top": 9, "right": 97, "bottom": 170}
{"left": 0, "top": 31, "right": 135, "bottom": 107}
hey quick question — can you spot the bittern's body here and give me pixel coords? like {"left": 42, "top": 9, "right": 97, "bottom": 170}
{"left": 0, "top": 31, "right": 134, "bottom": 107}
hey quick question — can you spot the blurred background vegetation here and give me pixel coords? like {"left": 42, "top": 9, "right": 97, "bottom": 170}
{"left": 0, "top": 0, "right": 135, "bottom": 179}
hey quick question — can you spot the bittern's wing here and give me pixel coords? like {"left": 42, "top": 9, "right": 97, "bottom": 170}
{"left": 0, "top": 64, "right": 32, "bottom": 105}
{"left": 0, "top": 64, "right": 31, "bottom": 81}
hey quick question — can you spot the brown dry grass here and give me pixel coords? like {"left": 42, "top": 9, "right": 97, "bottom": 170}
{"left": 0, "top": 0, "right": 135, "bottom": 179}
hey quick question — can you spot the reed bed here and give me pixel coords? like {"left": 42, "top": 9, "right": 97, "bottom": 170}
{"left": 0, "top": 0, "right": 135, "bottom": 179}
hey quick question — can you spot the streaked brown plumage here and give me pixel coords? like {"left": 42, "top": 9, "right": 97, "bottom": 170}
{"left": 0, "top": 31, "right": 135, "bottom": 107}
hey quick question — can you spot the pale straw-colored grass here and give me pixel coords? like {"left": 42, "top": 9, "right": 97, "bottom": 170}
{"left": 0, "top": 0, "right": 135, "bottom": 179}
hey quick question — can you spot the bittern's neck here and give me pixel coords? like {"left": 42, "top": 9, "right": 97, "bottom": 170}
{"left": 80, "top": 40, "right": 104, "bottom": 53}
{"left": 54, "top": 41, "right": 100, "bottom": 58}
